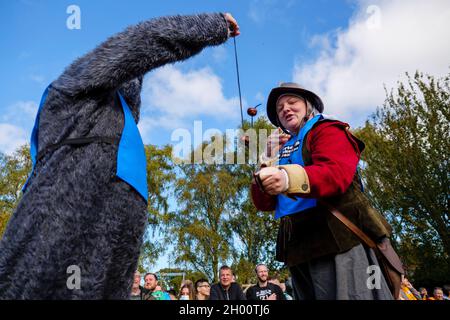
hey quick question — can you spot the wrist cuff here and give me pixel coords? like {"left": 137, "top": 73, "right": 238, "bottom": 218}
{"left": 277, "top": 164, "right": 310, "bottom": 194}
{"left": 280, "top": 169, "right": 289, "bottom": 192}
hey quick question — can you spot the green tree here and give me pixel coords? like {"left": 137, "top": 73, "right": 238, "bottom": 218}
{"left": 231, "top": 254, "right": 256, "bottom": 285}
{"left": 0, "top": 145, "right": 32, "bottom": 238}
{"left": 166, "top": 139, "right": 243, "bottom": 282}
{"left": 354, "top": 70, "right": 449, "bottom": 286}
{"left": 138, "top": 144, "right": 175, "bottom": 271}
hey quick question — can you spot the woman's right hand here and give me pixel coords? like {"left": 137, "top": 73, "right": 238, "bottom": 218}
{"left": 255, "top": 166, "right": 288, "bottom": 195}
{"left": 224, "top": 13, "right": 240, "bottom": 37}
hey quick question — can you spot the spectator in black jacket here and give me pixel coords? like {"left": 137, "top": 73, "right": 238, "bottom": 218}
{"left": 209, "top": 266, "right": 246, "bottom": 300}
{"left": 246, "top": 264, "right": 285, "bottom": 300}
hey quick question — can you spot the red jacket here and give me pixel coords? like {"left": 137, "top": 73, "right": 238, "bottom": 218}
{"left": 251, "top": 121, "right": 362, "bottom": 211}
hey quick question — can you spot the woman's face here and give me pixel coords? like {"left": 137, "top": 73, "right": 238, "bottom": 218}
{"left": 181, "top": 287, "right": 190, "bottom": 296}
{"left": 276, "top": 95, "right": 307, "bottom": 134}
{"left": 197, "top": 282, "right": 210, "bottom": 296}
{"left": 133, "top": 274, "right": 140, "bottom": 286}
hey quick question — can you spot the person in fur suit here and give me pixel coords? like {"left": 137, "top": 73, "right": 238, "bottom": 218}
{"left": 0, "top": 12, "right": 240, "bottom": 300}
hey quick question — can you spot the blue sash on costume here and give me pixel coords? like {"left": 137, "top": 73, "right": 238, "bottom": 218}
{"left": 22, "top": 85, "right": 148, "bottom": 203}
{"left": 275, "top": 115, "right": 323, "bottom": 219}
{"left": 115, "top": 92, "right": 148, "bottom": 202}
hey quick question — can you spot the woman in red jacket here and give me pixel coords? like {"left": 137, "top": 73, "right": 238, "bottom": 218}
{"left": 251, "top": 82, "right": 395, "bottom": 300}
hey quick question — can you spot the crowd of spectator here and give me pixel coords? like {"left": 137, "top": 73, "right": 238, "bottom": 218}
{"left": 400, "top": 275, "right": 449, "bottom": 301}
{"left": 130, "top": 265, "right": 448, "bottom": 301}
{"left": 130, "top": 264, "right": 293, "bottom": 301}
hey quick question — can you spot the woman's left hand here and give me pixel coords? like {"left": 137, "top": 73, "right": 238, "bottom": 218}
{"left": 256, "top": 166, "right": 288, "bottom": 195}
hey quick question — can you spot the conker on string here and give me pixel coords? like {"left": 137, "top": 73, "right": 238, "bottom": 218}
{"left": 247, "top": 108, "right": 257, "bottom": 116}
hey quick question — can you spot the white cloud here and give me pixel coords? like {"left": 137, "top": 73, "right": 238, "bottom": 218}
{"left": 0, "top": 100, "right": 37, "bottom": 154}
{"left": 1, "top": 100, "right": 38, "bottom": 130}
{"left": 2, "top": 101, "right": 38, "bottom": 121}
{"left": 140, "top": 65, "right": 240, "bottom": 133}
{"left": 293, "top": 0, "right": 450, "bottom": 124}
{"left": 0, "top": 124, "right": 28, "bottom": 155}
{"left": 138, "top": 115, "right": 185, "bottom": 139}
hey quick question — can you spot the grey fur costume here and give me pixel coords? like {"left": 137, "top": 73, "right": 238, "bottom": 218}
{"left": 0, "top": 13, "right": 229, "bottom": 299}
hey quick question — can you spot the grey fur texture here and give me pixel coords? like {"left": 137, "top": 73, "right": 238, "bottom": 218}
{"left": 0, "top": 13, "right": 229, "bottom": 299}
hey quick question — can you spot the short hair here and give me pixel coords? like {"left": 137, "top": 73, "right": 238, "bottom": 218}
{"left": 434, "top": 287, "right": 443, "bottom": 293}
{"left": 195, "top": 278, "right": 209, "bottom": 289}
{"left": 144, "top": 272, "right": 158, "bottom": 281}
{"left": 219, "top": 265, "right": 232, "bottom": 273}
{"left": 254, "top": 264, "right": 268, "bottom": 273}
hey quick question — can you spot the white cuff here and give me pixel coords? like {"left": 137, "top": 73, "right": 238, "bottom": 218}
{"left": 280, "top": 169, "right": 289, "bottom": 192}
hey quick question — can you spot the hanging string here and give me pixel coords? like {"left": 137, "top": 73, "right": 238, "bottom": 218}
{"left": 233, "top": 36, "right": 244, "bottom": 129}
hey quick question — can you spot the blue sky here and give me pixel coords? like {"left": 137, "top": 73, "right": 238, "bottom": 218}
{"left": 2, "top": 0, "right": 449, "bottom": 155}
{"left": 1, "top": 0, "right": 449, "bottom": 271}
{"left": 0, "top": 0, "right": 357, "bottom": 153}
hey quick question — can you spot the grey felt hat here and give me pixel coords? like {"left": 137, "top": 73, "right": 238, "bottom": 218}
{"left": 266, "top": 82, "right": 324, "bottom": 129}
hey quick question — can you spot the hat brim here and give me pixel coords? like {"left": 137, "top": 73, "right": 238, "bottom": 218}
{"left": 266, "top": 87, "right": 324, "bottom": 130}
